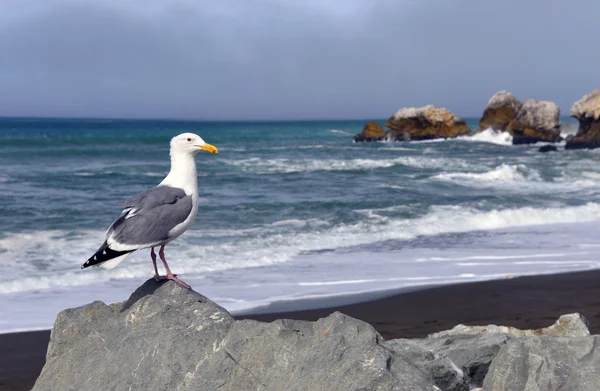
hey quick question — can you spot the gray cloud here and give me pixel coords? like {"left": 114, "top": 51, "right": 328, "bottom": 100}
{"left": 0, "top": 0, "right": 598, "bottom": 120}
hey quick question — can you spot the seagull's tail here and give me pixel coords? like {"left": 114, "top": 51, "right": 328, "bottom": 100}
{"left": 82, "top": 241, "right": 134, "bottom": 269}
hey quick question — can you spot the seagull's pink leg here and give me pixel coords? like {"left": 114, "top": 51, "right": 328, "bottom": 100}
{"left": 151, "top": 247, "right": 167, "bottom": 282}
{"left": 158, "top": 245, "right": 191, "bottom": 289}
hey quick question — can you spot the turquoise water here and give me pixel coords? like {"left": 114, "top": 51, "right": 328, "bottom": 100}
{"left": 2, "top": 116, "right": 600, "bottom": 332}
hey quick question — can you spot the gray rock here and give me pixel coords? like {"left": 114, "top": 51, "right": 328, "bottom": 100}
{"left": 385, "top": 314, "right": 589, "bottom": 391}
{"left": 388, "top": 331, "right": 510, "bottom": 390}
{"left": 483, "top": 335, "right": 600, "bottom": 390}
{"left": 33, "top": 279, "right": 437, "bottom": 391}
{"left": 431, "top": 313, "right": 589, "bottom": 338}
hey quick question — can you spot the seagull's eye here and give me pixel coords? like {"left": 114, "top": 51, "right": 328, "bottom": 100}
{"left": 187, "top": 138, "right": 192, "bottom": 142}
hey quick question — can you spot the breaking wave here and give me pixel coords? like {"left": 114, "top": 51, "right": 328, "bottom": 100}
{"left": 459, "top": 128, "right": 513, "bottom": 146}
{"left": 222, "top": 156, "right": 469, "bottom": 174}
{"left": 433, "top": 164, "right": 538, "bottom": 184}
{"left": 3, "top": 202, "right": 600, "bottom": 294}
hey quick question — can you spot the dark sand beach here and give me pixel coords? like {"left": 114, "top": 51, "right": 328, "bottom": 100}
{"left": 3, "top": 269, "right": 600, "bottom": 390}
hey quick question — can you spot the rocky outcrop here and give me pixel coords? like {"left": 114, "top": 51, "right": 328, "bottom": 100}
{"left": 565, "top": 88, "right": 600, "bottom": 149}
{"left": 509, "top": 99, "right": 561, "bottom": 144}
{"left": 539, "top": 145, "right": 558, "bottom": 153}
{"left": 385, "top": 105, "right": 471, "bottom": 141}
{"left": 484, "top": 335, "right": 600, "bottom": 390}
{"left": 32, "top": 280, "right": 436, "bottom": 391}
{"left": 32, "top": 279, "right": 598, "bottom": 391}
{"left": 387, "top": 314, "right": 589, "bottom": 391}
{"left": 479, "top": 90, "right": 522, "bottom": 131}
{"left": 477, "top": 91, "right": 561, "bottom": 144}
{"left": 353, "top": 121, "right": 388, "bottom": 142}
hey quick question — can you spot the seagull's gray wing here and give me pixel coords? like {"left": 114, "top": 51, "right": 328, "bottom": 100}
{"left": 107, "top": 185, "right": 193, "bottom": 248}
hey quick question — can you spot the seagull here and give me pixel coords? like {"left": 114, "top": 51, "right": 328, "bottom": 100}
{"left": 81, "top": 133, "right": 218, "bottom": 289}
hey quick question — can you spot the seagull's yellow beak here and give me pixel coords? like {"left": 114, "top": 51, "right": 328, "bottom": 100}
{"left": 198, "top": 143, "right": 218, "bottom": 154}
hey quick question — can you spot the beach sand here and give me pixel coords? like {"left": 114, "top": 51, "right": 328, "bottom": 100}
{"left": 3, "top": 269, "right": 600, "bottom": 390}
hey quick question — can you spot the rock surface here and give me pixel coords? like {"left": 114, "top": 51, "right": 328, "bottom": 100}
{"left": 483, "top": 335, "right": 600, "bottom": 390}
{"left": 386, "top": 314, "right": 589, "bottom": 391}
{"left": 354, "top": 121, "right": 388, "bottom": 142}
{"left": 385, "top": 105, "right": 471, "bottom": 141}
{"left": 479, "top": 90, "right": 523, "bottom": 131}
{"left": 388, "top": 332, "right": 509, "bottom": 391}
{"left": 538, "top": 145, "right": 558, "bottom": 153}
{"left": 33, "top": 279, "right": 598, "bottom": 391}
{"left": 433, "top": 313, "right": 589, "bottom": 338}
{"left": 477, "top": 91, "right": 561, "bottom": 144}
{"left": 508, "top": 99, "right": 561, "bottom": 144}
{"left": 565, "top": 88, "right": 600, "bottom": 149}
{"left": 32, "top": 280, "right": 437, "bottom": 391}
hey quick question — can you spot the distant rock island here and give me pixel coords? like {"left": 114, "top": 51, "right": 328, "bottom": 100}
{"left": 355, "top": 105, "right": 470, "bottom": 143}
{"left": 355, "top": 88, "right": 600, "bottom": 149}
{"left": 479, "top": 91, "right": 561, "bottom": 144}
{"left": 565, "top": 88, "right": 600, "bottom": 149}
{"left": 32, "top": 280, "right": 600, "bottom": 391}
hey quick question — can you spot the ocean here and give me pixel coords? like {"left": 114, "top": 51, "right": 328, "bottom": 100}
{"left": 1, "top": 116, "right": 600, "bottom": 333}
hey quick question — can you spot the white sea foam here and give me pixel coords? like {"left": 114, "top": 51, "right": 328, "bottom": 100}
{"left": 581, "top": 171, "right": 600, "bottom": 180}
{"left": 223, "top": 156, "right": 469, "bottom": 174}
{"left": 330, "top": 129, "right": 352, "bottom": 135}
{"left": 375, "top": 147, "right": 413, "bottom": 151}
{"left": 3, "top": 202, "right": 600, "bottom": 295}
{"left": 458, "top": 128, "right": 513, "bottom": 146}
{"left": 433, "top": 164, "right": 537, "bottom": 184}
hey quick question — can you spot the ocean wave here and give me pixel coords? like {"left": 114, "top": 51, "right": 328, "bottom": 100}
{"left": 432, "top": 164, "right": 600, "bottom": 194}
{"left": 222, "top": 156, "right": 469, "bottom": 174}
{"left": 581, "top": 171, "right": 600, "bottom": 180}
{"left": 330, "top": 129, "right": 352, "bottom": 135}
{"left": 3, "top": 202, "right": 600, "bottom": 294}
{"left": 374, "top": 146, "right": 414, "bottom": 151}
{"left": 458, "top": 128, "right": 513, "bottom": 146}
{"left": 433, "top": 164, "right": 538, "bottom": 183}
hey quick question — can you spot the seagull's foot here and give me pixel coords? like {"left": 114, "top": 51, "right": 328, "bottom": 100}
{"left": 154, "top": 275, "right": 168, "bottom": 282}
{"left": 166, "top": 273, "right": 191, "bottom": 290}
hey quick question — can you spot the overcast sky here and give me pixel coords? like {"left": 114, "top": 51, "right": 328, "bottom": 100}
{"left": 0, "top": 0, "right": 598, "bottom": 120}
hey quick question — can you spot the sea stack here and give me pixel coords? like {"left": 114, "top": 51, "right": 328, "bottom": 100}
{"left": 479, "top": 90, "right": 522, "bottom": 131}
{"left": 478, "top": 91, "right": 561, "bottom": 144}
{"left": 509, "top": 99, "right": 561, "bottom": 144}
{"left": 565, "top": 88, "right": 600, "bottom": 149}
{"left": 353, "top": 121, "right": 388, "bottom": 142}
{"left": 385, "top": 105, "right": 471, "bottom": 141}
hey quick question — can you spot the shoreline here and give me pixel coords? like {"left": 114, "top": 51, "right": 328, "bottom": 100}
{"left": 3, "top": 269, "right": 600, "bottom": 390}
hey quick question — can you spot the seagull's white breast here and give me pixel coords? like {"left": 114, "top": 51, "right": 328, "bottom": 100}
{"left": 166, "top": 192, "right": 199, "bottom": 242}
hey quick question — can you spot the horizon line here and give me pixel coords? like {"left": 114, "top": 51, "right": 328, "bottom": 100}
{"left": 0, "top": 113, "right": 577, "bottom": 123}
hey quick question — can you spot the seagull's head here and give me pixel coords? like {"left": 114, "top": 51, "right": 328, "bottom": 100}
{"left": 170, "top": 133, "right": 218, "bottom": 157}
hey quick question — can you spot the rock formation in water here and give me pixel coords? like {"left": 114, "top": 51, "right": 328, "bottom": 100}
{"left": 508, "top": 98, "right": 561, "bottom": 144}
{"left": 33, "top": 280, "right": 598, "bottom": 391}
{"left": 565, "top": 88, "right": 600, "bottom": 149}
{"left": 478, "top": 91, "right": 561, "bottom": 144}
{"left": 385, "top": 105, "right": 471, "bottom": 141}
{"left": 353, "top": 121, "right": 388, "bottom": 142}
{"left": 479, "top": 90, "right": 523, "bottom": 132}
